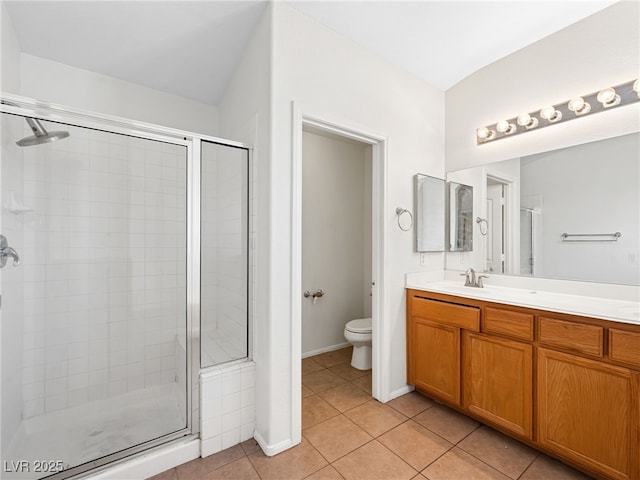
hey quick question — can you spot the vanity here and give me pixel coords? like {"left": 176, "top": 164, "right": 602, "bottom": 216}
{"left": 405, "top": 280, "right": 640, "bottom": 480}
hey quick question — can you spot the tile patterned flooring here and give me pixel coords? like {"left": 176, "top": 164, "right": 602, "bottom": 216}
{"left": 150, "top": 347, "right": 593, "bottom": 480}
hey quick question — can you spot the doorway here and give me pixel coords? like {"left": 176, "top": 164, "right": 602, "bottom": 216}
{"left": 485, "top": 176, "right": 512, "bottom": 274}
{"left": 300, "top": 127, "right": 372, "bottom": 359}
{"left": 291, "top": 108, "right": 387, "bottom": 446}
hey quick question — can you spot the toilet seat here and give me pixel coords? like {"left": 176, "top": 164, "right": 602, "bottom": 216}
{"left": 345, "top": 317, "right": 372, "bottom": 334}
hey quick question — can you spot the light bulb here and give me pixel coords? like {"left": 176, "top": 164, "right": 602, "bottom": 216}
{"left": 597, "top": 87, "right": 620, "bottom": 108}
{"left": 496, "top": 120, "right": 516, "bottom": 134}
{"left": 539, "top": 106, "right": 562, "bottom": 122}
{"left": 633, "top": 79, "right": 639, "bottom": 97}
{"left": 568, "top": 97, "right": 591, "bottom": 115}
{"left": 476, "top": 126, "right": 495, "bottom": 141}
{"left": 516, "top": 114, "right": 538, "bottom": 129}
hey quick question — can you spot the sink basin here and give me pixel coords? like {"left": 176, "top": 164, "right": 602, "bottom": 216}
{"left": 423, "top": 282, "right": 497, "bottom": 297}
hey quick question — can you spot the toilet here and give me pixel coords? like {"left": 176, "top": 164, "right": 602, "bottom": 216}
{"left": 344, "top": 317, "right": 372, "bottom": 370}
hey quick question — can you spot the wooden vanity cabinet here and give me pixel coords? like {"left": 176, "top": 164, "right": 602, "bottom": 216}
{"left": 408, "top": 317, "right": 461, "bottom": 404}
{"left": 406, "top": 288, "right": 640, "bottom": 480}
{"left": 538, "top": 348, "right": 639, "bottom": 480}
{"left": 462, "top": 332, "right": 533, "bottom": 439}
{"left": 407, "top": 296, "right": 479, "bottom": 405}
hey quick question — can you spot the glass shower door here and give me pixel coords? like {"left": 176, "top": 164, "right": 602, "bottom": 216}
{"left": 200, "top": 141, "right": 249, "bottom": 368}
{"left": 0, "top": 112, "right": 189, "bottom": 479}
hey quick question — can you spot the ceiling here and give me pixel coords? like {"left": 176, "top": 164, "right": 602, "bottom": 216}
{"left": 3, "top": 0, "right": 618, "bottom": 105}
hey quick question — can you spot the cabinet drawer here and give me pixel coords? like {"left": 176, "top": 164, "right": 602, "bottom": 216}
{"left": 538, "top": 317, "right": 603, "bottom": 357}
{"left": 609, "top": 329, "right": 640, "bottom": 368}
{"left": 483, "top": 307, "right": 534, "bottom": 341}
{"left": 412, "top": 297, "right": 479, "bottom": 331}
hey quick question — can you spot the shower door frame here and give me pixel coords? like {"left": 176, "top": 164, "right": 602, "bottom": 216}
{"left": 0, "top": 93, "right": 251, "bottom": 479}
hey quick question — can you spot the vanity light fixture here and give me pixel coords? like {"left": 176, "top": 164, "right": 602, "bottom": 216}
{"left": 516, "top": 113, "right": 538, "bottom": 129}
{"left": 567, "top": 97, "right": 591, "bottom": 115}
{"left": 476, "top": 78, "right": 640, "bottom": 145}
{"left": 539, "top": 106, "right": 562, "bottom": 122}
{"left": 496, "top": 120, "right": 516, "bottom": 135}
{"left": 476, "top": 126, "right": 495, "bottom": 141}
{"left": 597, "top": 87, "right": 621, "bottom": 108}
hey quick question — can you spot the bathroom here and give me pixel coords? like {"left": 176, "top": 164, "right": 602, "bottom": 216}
{"left": 301, "top": 126, "right": 373, "bottom": 369}
{"left": 1, "top": 1, "right": 638, "bottom": 479}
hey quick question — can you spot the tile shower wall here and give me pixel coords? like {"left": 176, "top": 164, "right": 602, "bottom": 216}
{"left": 200, "top": 361, "right": 255, "bottom": 457}
{"left": 19, "top": 122, "right": 187, "bottom": 418}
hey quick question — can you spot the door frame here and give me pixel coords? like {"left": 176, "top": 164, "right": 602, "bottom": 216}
{"left": 291, "top": 103, "right": 388, "bottom": 444}
{"left": 484, "top": 172, "right": 518, "bottom": 275}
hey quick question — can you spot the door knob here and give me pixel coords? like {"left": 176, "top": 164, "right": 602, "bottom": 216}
{"left": 304, "top": 289, "right": 325, "bottom": 304}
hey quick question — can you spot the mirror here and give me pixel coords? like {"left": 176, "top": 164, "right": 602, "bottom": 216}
{"left": 445, "top": 132, "right": 639, "bottom": 285}
{"left": 415, "top": 174, "right": 445, "bottom": 252}
{"left": 447, "top": 182, "right": 473, "bottom": 252}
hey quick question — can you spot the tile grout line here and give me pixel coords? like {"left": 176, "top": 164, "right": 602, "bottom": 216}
{"left": 155, "top": 347, "right": 590, "bottom": 480}
{"left": 387, "top": 407, "right": 457, "bottom": 477}
{"left": 515, "top": 452, "right": 542, "bottom": 480}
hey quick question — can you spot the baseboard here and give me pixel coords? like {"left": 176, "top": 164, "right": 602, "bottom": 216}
{"left": 387, "top": 384, "right": 413, "bottom": 402}
{"left": 254, "top": 431, "right": 297, "bottom": 457}
{"left": 302, "top": 342, "right": 350, "bottom": 359}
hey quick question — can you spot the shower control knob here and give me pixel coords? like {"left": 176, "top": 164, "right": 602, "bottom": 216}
{"left": 0, "top": 235, "right": 21, "bottom": 268}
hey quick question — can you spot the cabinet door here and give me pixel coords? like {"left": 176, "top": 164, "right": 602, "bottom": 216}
{"left": 408, "top": 317, "right": 460, "bottom": 405}
{"left": 537, "top": 348, "right": 640, "bottom": 480}
{"left": 462, "top": 332, "right": 533, "bottom": 439}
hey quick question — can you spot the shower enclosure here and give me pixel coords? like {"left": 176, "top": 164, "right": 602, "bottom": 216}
{"left": 0, "top": 99, "right": 249, "bottom": 479}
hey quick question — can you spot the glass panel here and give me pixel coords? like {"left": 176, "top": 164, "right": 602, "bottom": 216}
{"left": 447, "top": 182, "right": 473, "bottom": 252}
{"left": 415, "top": 174, "right": 445, "bottom": 252}
{"left": 520, "top": 209, "right": 534, "bottom": 276}
{"left": 0, "top": 112, "right": 188, "bottom": 479}
{"left": 200, "top": 141, "right": 249, "bottom": 368}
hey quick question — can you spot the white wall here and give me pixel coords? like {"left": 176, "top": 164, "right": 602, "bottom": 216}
{"left": 521, "top": 133, "right": 639, "bottom": 285}
{"left": 217, "top": 3, "right": 271, "bottom": 456}
{"left": 19, "top": 54, "right": 219, "bottom": 136}
{"left": 0, "top": 1, "right": 21, "bottom": 93}
{"left": 301, "top": 130, "right": 371, "bottom": 356}
{"left": 264, "top": 1, "right": 444, "bottom": 453}
{"left": 446, "top": 1, "right": 640, "bottom": 172}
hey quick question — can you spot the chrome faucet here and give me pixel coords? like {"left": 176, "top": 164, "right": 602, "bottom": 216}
{"left": 460, "top": 268, "right": 489, "bottom": 288}
{"left": 460, "top": 267, "right": 476, "bottom": 287}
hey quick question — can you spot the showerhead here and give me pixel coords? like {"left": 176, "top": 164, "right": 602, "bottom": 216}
{"left": 2, "top": 100, "right": 70, "bottom": 147}
{"left": 16, "top": 117, "right": 70, "bottom": 147}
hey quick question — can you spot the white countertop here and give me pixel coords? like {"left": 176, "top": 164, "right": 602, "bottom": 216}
{"left": 406, "top": 273, "right": 640, "bottom": 326}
